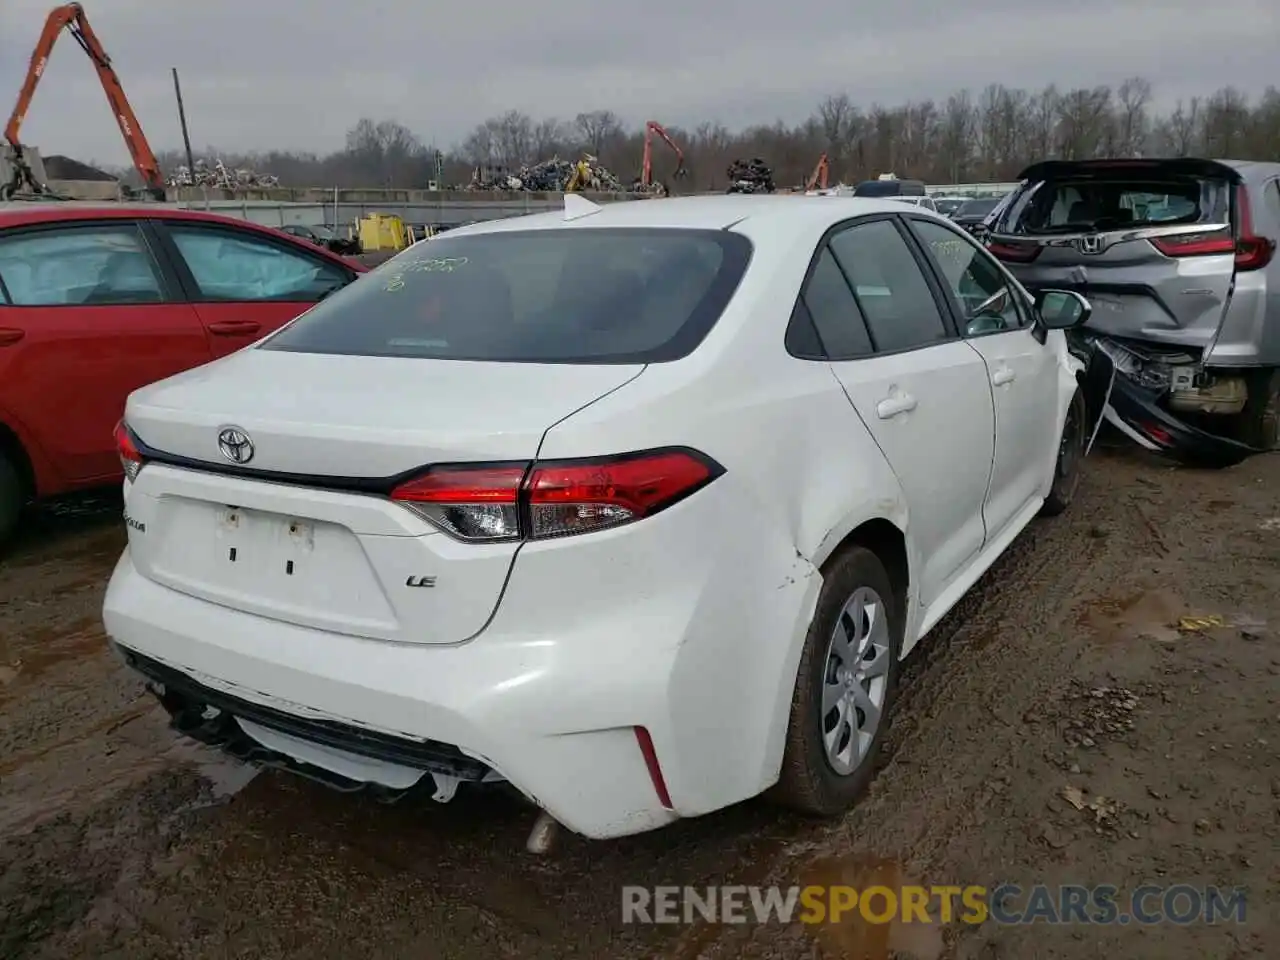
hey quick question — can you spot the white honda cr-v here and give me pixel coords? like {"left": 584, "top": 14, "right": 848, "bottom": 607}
{"left": 103, "top": 194, "right": 1112, "bottom": 843}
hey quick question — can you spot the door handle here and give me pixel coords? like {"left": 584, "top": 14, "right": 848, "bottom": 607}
{"left": 208, "top": 320, "right": 262, "bottom": 336}
{"left": 0, "top": 327, "right": 24, "bottom": 347}
{"left": 992, "top": 366, "right": 1016, "bottom": 386}
{"left": 876, "top": 393, "right": 918, "bottom": 419}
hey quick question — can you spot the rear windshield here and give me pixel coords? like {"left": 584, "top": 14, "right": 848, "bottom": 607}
{"left": 994, "top": 177, "right": 1230, "bottom": 235}
{"left": 259, "top": 227, "right": 753, "bottom": 364}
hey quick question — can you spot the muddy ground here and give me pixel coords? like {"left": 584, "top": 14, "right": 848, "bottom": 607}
{"left": 1, "top": 438, "right": 1277, "bottom": 960}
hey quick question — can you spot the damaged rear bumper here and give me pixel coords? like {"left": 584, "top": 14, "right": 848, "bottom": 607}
{"left": 1106, "top": 375, "right": 1255, "bottom": 467}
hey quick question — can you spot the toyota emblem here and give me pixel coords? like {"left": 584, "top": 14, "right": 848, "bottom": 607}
{"left": 217, "top": 427, "right": 255, "bottom": 464}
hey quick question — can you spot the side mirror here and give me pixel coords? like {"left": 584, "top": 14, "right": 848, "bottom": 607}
{"left": 1035, "top": 289, "right": 1091, "bottom": 330}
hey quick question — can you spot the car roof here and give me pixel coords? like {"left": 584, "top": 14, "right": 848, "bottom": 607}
{"left": 441, "top": 194, "right": 936, "bottom": 239}
{"left": 0, "top": 202, "right": 283, "bottom": 229}
{"left": 0, "top": 201, "right": 368, "bottom": 270}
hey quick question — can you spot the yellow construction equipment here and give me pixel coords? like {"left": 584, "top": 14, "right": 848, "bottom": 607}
{"left": 357, "top": 213, "right": 410, "bottom": 252}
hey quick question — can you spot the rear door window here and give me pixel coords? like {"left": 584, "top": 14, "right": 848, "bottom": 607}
{"left": 828, "top": 219, "right": 951, "bottom": 353}
{"left": 165, "top": 224, "right": 351, "bottom": 302}
{"left": 789, "top": 248, "right": 874, "bottom": 359}
{"left": 0, "top": 223, "right": 168, "bottom": 306}
{"left": 260, "top": 228, "right": 753, "bottom": 364}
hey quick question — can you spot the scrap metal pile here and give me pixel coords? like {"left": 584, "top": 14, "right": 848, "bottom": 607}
{"left": 726, "top": 158, "right": 775, "bottom": 194}
{"left": 466, "top": 156, "right": 645, "bottom": 193}
{"left": 167, "top": 159, "right": 280, "bottom": 189}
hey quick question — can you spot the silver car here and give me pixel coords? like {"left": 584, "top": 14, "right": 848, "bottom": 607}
{"left": 986, "top": 159, "right": 1279, "bottom": 465}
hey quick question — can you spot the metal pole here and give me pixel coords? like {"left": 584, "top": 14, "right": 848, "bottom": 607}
{"left": 172, "top": 68, "right": 196, "bottom": 177}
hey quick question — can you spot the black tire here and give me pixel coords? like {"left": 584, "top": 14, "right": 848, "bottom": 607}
{"left": 769, "top": 545, "right": 903, "bottom": 817}
{"left": 0, "top": 451, "right": 22, "bottom": 548}
{"left": 1232, "top": 368, "right": 1280, "bottom": 452}
{"left": 1041, "top": 388, "right": 1087, "bottom": 517}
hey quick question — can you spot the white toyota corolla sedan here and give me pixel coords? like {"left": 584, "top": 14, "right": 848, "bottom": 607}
{"left": 103, "top": 194, "right": 1113, "bottom": 843}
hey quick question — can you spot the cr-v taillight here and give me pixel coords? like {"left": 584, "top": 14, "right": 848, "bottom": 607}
{"left": 1151, "top": 188, "right": 1275, "bottom": 271}
{"left": 389, "top": 448, "right": 723, "bottom": 542}
{"left": 114, "top": 420, "right": 145, "bottom": 482}
{"left": 986, "top": 239, "right": 1041, "bottom": 263}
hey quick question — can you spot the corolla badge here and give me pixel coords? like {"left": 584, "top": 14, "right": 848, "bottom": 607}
{"left": 217, "top": 427, "right": 254, "bottom": 464}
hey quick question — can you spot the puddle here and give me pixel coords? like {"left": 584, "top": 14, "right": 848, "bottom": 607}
{"left": 800, "top": 855, "right": 946, "bottom": 960}
{"left": 167, "top": 739, "right": 261, "bottom": 809}
{"left": 1083, "top": 589, "right": 1188, "bottom": 643}
{"left": 1083, "top": 589, "right": 1263, "bottom": 645}
{"left": 0, "top": 704, "right": 259, "bottom": 835}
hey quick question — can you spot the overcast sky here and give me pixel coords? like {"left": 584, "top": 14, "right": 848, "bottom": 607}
{"left": 1, "top": 0, "right": 1272, "bottom": 166}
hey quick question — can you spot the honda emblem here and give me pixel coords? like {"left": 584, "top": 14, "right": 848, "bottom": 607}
{"left": 1078, "top": 235, "right": 1103, "bottom": 255}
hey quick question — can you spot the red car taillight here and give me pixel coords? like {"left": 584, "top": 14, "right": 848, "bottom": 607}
{"left": 986, "top": 239, "right": 1041, "bottom": 263}
{"left": 114, "top": 420, "right": 145, "bottom": 482}
{"left": 1151, "top": 189, "right": 1274, "bottom": 271}
{"left": 389, "top": 448, "right": 722, "bottom": 542}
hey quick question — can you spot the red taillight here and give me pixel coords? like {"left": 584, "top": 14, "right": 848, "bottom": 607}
{"left": 1231, "top": 188, "right": 1275, "bottom": 272}
{"left": 390, "top": 464, "right": 525, "bottom": 541}
{"left": 114, "top": 420, "right": 144, "bottom": 482}
{"left": 1150, "top": 189, "right": 1275, "bottom": 271}
{"left": 526, "top": 449, "right": 715, "bottom": 539}
{"left": 389, "top": 448, "right": 721, "bottom": 543}
{"left": 986, "top": 240, "right": 1041, "bottom": 263}
{"left": 1150, "top": 233, "right": 1235, "bottom": 258}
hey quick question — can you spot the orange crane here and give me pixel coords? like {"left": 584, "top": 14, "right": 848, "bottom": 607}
{"left": 640, "top": 120, "right": 688, "bottom": 193}
{"left": 805, "top": 153, "right": 830, "bottom": 192}
{"left": 3, "top": 3, "right": 165, "bottom": 201}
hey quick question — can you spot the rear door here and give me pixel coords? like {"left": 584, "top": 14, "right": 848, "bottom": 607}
{"left": 802, "top": 216, "right": 996, "bottom": 609}
{"left": 987, "top": 161, "right": 1237, "bottom": 348}
{"left": 906, "top": 216, "right": 1059, "bottom": 538}
{"left": 0, "top": 220, "right": 210, "bottom": 486}
{"left": 149, "top": 219, "right": 357, "bottom": 358}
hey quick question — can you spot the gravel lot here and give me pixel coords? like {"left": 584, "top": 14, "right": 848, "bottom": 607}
{"left": 2, "top": 438, "right": 1277, "bottom": 959}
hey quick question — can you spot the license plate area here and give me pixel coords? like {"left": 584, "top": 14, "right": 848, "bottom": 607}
{"left": 217, "top": 505, "right": 317, "bottom": 580}
{"left": 145, "top": 497, "right": 398, "bottom": 634}
{"left": 217, "top": 505, "right": 319, "bottom": 582}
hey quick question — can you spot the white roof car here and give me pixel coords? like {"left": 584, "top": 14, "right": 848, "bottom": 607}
{"left": 104, "top": 194, "right": 1113, "bottom": 843}
{"left": 889, "top": 195, "right": 938, "bottom": 212}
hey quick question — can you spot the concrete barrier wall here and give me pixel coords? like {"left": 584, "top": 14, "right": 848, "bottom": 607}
{"left": 168, "top": 188, "right": 645, "bottom": 229}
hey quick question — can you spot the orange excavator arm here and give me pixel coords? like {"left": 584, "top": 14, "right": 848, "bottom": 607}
{"left": 4, "top": 3, "right": 164, "bottom": 198}
{"left": 805, "top": 153, "right": 829, "bottom": 192}
{"left": 641, "top": 120, "right": 688, "bottom": 188}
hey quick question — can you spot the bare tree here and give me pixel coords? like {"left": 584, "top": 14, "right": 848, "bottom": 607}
{"left": 574, "top": 110, "right": 624, "bottom": 158}
{"left": 1056, "top": 87, "right": 1113, "bottom": 160}
{"left": 816, "top": 93, "right": 856, "bottom": 162}
{"left": 1201, "top": 87, "right": 1251, "bottom": 156}
{"left": 145, "top": 77, "right": 1280, "bottom": 192}
{"left": 1115, "top": 76, "right": 1153, "bottom": 156}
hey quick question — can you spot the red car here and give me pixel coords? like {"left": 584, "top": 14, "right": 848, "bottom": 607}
{"left": 0, "top": 204, "right": 367, "bottom": 543}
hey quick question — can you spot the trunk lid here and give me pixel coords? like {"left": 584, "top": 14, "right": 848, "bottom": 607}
{"left": 988, "top": 159, "right": 1240, "bottom": 351}
{"left": 123, "top": 348, "right": 643, "bottom": 645}
{"left": 127, "top": 348, "right": 642, "bottom": 474}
